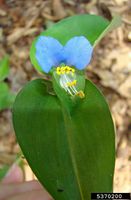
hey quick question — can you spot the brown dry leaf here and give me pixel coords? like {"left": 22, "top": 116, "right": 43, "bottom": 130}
{"left": 7, "top": 28, "right": 26, "bottom": 44}
{"left": 0, "top": 8, "right": 6, "bottom": 16}
{"left": 0, "top": 0, "right": 5, "bottom": 6}
{"left": 127, "top": 99, "right": 131, "bottom": 116}
{"left": 12, "top": 45, "right": 29, "bottom": 60}
{"left": 0, "top": 28, "right": 3, "bottom": 41}
{"left": 114, "top": 138, "right": 131, "bottom": 192}
{"left": 112, "top": 100, "right": 128, "bottom": 126}
{"left": 94, "top": 69, "right": 119, "bottom": 90}
{"left": 111, "top": 47, "right": 131, "bottom": 73}
{"left": 24, "top": 28, "right": 38, "bottom": 36}
{"left": 7, "top": 27, "right": 38, "bottom": 44}
{"left": 41, "top": 12, "right": 57, "bottom": 21}
{"left": 127, "top": 32, "right": 131, "bottom": 41}
{"left": 52, "top": 0, "right": 67, "bottom": 19}
{"left": 0, "top": 153, "right": 15, "bottom": 165}
{"left": 118, "top": 75, "right": 131, "bottom": 98}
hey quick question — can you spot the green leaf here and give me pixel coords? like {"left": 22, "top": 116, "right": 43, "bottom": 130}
{"left": 0, "top": 165, "right": 9, "bottom": 180}
{"left": 13, "top": 79, "right": 115, "bottom": 200}
{"left": 93, "top": 15, "right": 122, "bottom": 47}
{"left": 30, "top": 14, "right": 121, "bottom": 73}
{"left": 0, "top": 82, "right": 16, "bottom": 110}
{"left": 0, "top": 56, "right": 10, "bottom": 81}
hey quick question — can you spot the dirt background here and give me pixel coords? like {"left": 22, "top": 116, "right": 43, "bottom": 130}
{"left": 0, "top": 0, "right": 130, "bottom": 192}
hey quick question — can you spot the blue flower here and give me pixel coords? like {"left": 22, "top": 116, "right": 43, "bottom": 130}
{"left": 35, "top": 36, "right": 93, "bottom": 98}
{"left": 35, "top": 36, "right": 93, "bottom": 73}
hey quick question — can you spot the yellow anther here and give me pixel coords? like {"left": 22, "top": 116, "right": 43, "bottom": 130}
{"left": 67, "top": 66, "right": 70, "bottom": 70}
{"left": 76, "top": 90, "right": 85, "bottom": 99}
{"left": 64, "top": 66, "right": 69, "bottom": 74}
{"left": 72, "top": 80, "right": 77, "bottom": 85}
{"left": 56, "top": 67, "right": 61, "bottom": 75}
{"left": 71, "top": 68, "right": 75, "bottom": 73}
{"left": 66, "top": 80, "right": 77, "bottom": 87}
{"left": 56, "top": 66, "right": 75, "bottom": 75}
{"left": 66, "top": 82, "right": 71, "bottom": 87}
{"left": 61, "top": 67, "right": 65, "bottom": 74}
{"left": 64, "top": 66, "right": 68, "bottom": 70}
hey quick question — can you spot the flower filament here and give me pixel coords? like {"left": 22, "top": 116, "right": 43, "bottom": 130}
{"left": 56, "top": 66, "right": 85, "bottom": 98}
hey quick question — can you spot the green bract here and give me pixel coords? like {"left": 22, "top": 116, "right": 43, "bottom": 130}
{"left": 13, "top": 14, "right": 121, "bottom": 200}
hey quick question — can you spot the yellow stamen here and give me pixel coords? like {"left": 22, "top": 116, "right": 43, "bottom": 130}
{"left": 56, "top": 66, "right": 84, "bottom": 99}
{"left": 56, "top": 66, "right": 75, "bottom": 75}
{"left": 76, "top": 90, "right": 85, "bottom": 99}
{"left": 71, "top": 68, "right": 75, "bottom": 73}
{"left": 56, "top": 67, "right": 61, "bottom": 75}
{"left": 66, "top": 80, "right": 77, "bottom": 87}
{"left": 61, "top": 67, "right": 65, "bottom": 74}
{"left": 65, "top": 66, "right": 70, "bottom": 74}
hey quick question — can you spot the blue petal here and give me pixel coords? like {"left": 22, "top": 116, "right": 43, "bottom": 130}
{"left": 64, "top": 36, "right": 93, "bottom": 70}
{"left": 35, "top": 36, "right": 63, "bottom": 73}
